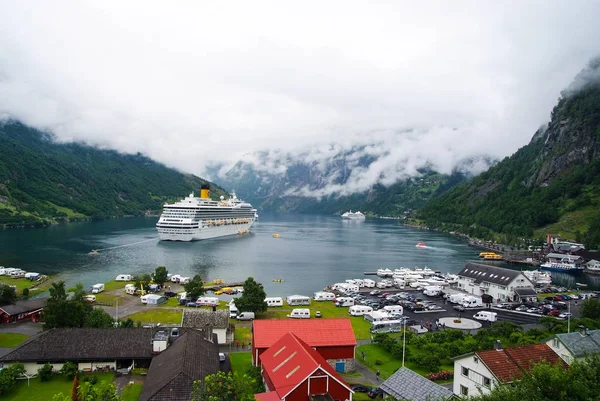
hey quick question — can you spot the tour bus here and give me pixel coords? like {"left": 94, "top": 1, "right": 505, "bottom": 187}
{"left": 265, "top": 297, "right": 284, "bottom": 307}
{"left": 314, "top": 292, "right": 335, "bottom": 301}
{"left": 349, "top": 305, "right": 373, "bottom": 316}
{"left": 286, "top": 295, "right": 311, "bottom": 306}
{"left": 370, "top": 320, "right": 405, "bottom": 333}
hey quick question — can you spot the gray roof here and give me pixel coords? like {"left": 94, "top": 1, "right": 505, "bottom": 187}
{"left": 139, "top": 330, "right": 220, "bottom": 401}
{"left": 379, "top": 367, "right": 454, "bottom": 401}
{"left": 0, "top": 328, "right": 154, "bottom": 362}
{"left": 458, "top": 263, "right": 526, "bottom": 286}
{"left": 0, "top": 298, "right": 46, "bottom": 316}
{"left": 514, "top": 287, "right": 538, "bottom": 297}
{"left": 555, "top": 329, "right": 600, "bottom": 358}
{"left": 182, "top": 309, "right": 228, "bottom": 329}
{"left": 546, "top": 253, "right": 583, "bottom": 262}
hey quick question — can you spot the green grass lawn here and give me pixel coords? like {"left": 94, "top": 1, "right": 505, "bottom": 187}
{"left": 127, "top": 308, "right": 183, "bottom": 325}
{"left": 103, "top": 280, "right": 135, "bottom": 292}
{"left": 259, "top": 302, "right": 371, "bottom": 340}
{"left": 0, "top": 333, "right": 29, "bottom": 347}
{"left": 121, "top": 383, "right": 143, "bottom": 401}
{"left": 3, "top": 373, "right": 114, "bottom": 401}
{"left": 234, "top": 327, "right": 252, "bottom": 343}
{"left": 0, "top": 275, "right": 55, "bottom": 294}
{"left": 229, "top": 352, "right": 252, "bottom": 373}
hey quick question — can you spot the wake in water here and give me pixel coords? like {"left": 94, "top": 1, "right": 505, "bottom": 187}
{"left": 88, "top": 237, "right": 157, "bottom": 255}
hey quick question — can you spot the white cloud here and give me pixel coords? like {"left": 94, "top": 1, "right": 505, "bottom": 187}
{"left": 0, "top": 1, "right": 599, "bottom": 192}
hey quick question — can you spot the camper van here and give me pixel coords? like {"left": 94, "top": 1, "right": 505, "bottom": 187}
{"left": 126, "top": 286, "right": 137, "bottom": 295}
{"left": 91, "top": 284, "right": 105, "bottom": 294}
{"left": 140, "top": 295, "right": 149, "bottom": 304}
{"left": 473, "top": 311, "right": 497, "bottom": 322}
{"left": 115, "top": 274, "right": 133, "bottom": 282}
{"left": 287, "top": 309, "right": 311, "bottom": 319}
{"left": 229, "top": 300, "right": 238, "bottom": 318}
{"left": 179, "top": 277, "right": 191, "bottom": 284}
{"left": 237, "top": 312, "right": 255, "bottom": 321}
{"left": 170, "top": 275, "right": 182, "bottom": 283}
{"left": 265, "top": 297, "right": 284, "bottom": 307}
{"left": 363, "top": 279, "right": 376, "bottom": 288}
{"left": 286, "top": 295, "right": 311, "bottom": 306}
{"left": 335, "top": 297, "right": 354, "bottom": 307}
{"left": 196, "top": 297, "right": 219, "bottom": 306}
{"left": 9, "top": 270, "right": 25, "bottom": 278}
{"left": 462, "top": 296, "right": 483, "bottom": 309}
{"left": 423, "top": 286, "right": 443, "bottom": 297}
{"left": 382, "top": 305, "right": 403, "bottom": 315}
{"left": 314, "top": 292, "right": 335, "bottom": 301}
{"left": 449, "top": 293, "right": 468, "bottom": 304}
{"left": 349, "top": 305, "right": 374, "bottom": 316}
{"left": 363, "top": 311, "right": 390, "bottom": 323}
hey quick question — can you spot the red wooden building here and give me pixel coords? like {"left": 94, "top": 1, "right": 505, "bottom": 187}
{"left": 0, "top": 299, "right": 45, "bottom": 324}
{"left": 252, "top": 319, "right": 356, "bottom": 373}
{"left": 255, "top": 332, "right": 354, "bottom": 401}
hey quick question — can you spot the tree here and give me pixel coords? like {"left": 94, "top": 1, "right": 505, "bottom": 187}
{"left": 85, "top": 309, "right": 115, "bottom": 328}
{"left": 580, "top": 298, "right": 600, "bottom": 320}
{"left": 0, "top": 284, "right": 17, "bottom": 305}
{"left": 233, "top": 277, "right": 267, "bottom": 314}
{"left": 77, "top": 380, "right": 120, "bottom": 401}
{"left": 135, "top": 274, "right": 152, "bottom": 293}
{"left": 118, "top": 318, "right": 135, "bottom": 328}
{"left": 191, "top": 371, "right": 256, "bottom": 401}
{"left": 0, "top": 363, "right": 25, "bottom": 395}
{"left": 152, "top": 266, "right": 169, "bottom": 286}
{"left": 59, "top": 361, "right": 78, "bottom": 380}
{"left": 184, "top": 275, "right": 205, "bottom": 301}
{"left": 38, "top": 363, "right": 54, "bottom": 382}
{"left": 44, "top": 282, "right": 93, "bottom": 329}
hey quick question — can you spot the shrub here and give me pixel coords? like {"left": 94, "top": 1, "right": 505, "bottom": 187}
{"left": 38, "top": 363, "right": 54, "bottom": 382}
{"left": 419, "top": 354, "right": 441, "bottom": 373}
{"left": 22, "top": 288, "right": 29, "bottom": 297}
{"left": 59, "top": 361, "right": 78, "bottom": 380}
{"left": 375, "top": 360, "right": 383, "bottom": 365}
{"left": 426, "top": 370, "right": 454, "bottom": 381}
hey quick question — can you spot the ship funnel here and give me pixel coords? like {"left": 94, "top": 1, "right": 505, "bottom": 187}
{"left": 200, "top": 184, "right": 210, "bottom": 199}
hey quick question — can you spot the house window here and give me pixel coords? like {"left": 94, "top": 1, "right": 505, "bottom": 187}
{"left": 462, "top": 366, "right": 469, "bottom": 377}
{"left": 460, "top": 385, "right": 468, "bottom": 396}
{"left": 483, "top": 377, "right": 491, "bottom": 387}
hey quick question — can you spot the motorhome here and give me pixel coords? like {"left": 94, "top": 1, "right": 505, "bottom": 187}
{"left": 423, "top": 286, "right": 443, "bottom": 297}
{"left": 286, "top": 295, "right": 311, "bottom": 306}
{"left": 370, "top": 320, "right": 405, "bottom": 333}
{"left": 9, "top": 270, "right": 26, "bottom": 278}
{"left": 382, "top": 305, "right": 403, "bottom": 315}
{"left": 140, "top": 295, "right": 149, "bottom": 304}
{"left": 335, "top": 297, "right": 354, "bottom": 307}
{"left": 314, "top": 292, "right": 335, "bottom": 301}
{"left": 91, "top": 284, "right": 105, "bottom": 294}
{"left": 363, "top": 310, "right": 390, "bottom": 323}
{"left": 449, "top": 293, "right": 468, "bottom": 304}
{"left": 473, "top": 311, "right": 497, "bottom": 322}
{"left": 287, "top": 308, "right": 310, "bottom": 319}
{"left": 265, "top": 297, "right": 284, "bottom": 307}
{"left": 376, "top": 281, "right": 388, "bottom": 289}
{"left": 409, "top": 280, "right": 430, "bottom": 289}
{"left": 349, "top": 305, "right": 374, "bottom": 316}
{"left": 179, "top": 277, "right": 191, "bottom": 284}
{"left": 363, "top": 279, "right": 376, "bottom": 288}
{"left": 229, "top": 300, "right": 238, "bottom": 318}
{"left": 1, "top": 268, "right": 18, "bottom": 276}
{"left": 196, "top": 297, "right": 219, "bottom": 306}
{"left": 126, "top": 286, "right": 137, "bottom": 295}
{"left": 170, "top": 275, "right": 182, "bottom": 283}
{"left": 462, "top": 296, "right": 483, "bottom": 308}
{"left": 115, "top": 274, "right": 133, "bottom": 282}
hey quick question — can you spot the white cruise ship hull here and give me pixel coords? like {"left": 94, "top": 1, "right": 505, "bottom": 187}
{"left": 158, "top": 221, "right": 254, "bottom": 242}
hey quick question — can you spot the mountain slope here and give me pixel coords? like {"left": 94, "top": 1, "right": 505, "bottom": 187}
{"left": 417, "top": 59, "right": 600, "bottom": 246}
{"left": 0, "top": 121, "right": 225, "bottom": 227}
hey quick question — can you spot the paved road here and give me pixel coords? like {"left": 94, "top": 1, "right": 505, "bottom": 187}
{"left": 0, "top": 321, "right": 43, "bottom": 336}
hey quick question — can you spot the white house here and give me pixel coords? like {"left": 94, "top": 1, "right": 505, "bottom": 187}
{"left": 453, "top": 342, "right": 565, "bottom": 398}
{"left": 546, "top": 326, "right": 600, "bottom": 364}
{"left": 181, "top": 309, "right": 230, "bottom": 344}
{"left": 456, "top": 263, "right": 535, "bottom": 303}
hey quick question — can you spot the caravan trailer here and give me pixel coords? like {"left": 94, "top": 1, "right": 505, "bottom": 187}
{"left": 364, "top": 311, "right": 390, "bottom": 323}
{"left": 382, "top": 305, "right": 403, "bottom": 315}
{"left": 335, "top": 297, "right": 354, "bottom": 307}
{"left": 287, "top": 308, "right": 310, "bottom": 319}
{"left": 349, "top": 305, "right": 373, "bottom": 316}
{"left": 286, "top": 295, "right": 311, "bottom": 306}
{"left": 363, "top": 279, "right": 376, "bottom": 288}
{"left": 91, "top": 284, "right": 105, "bottom": 294}
{"left": 196, "top": 297, "right": 219, "bottom": 306}
{"left": 265, "top": 297, "right": 284, "bottom": 307}
{"left": 314, "top": 292, "right": 335, "bottom": 301}
{"left": 115, "top": 274, "right": 133, "bottom": 282}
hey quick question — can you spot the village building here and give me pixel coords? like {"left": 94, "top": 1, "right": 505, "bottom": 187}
{"left": 255, "top": 332, "right": 353, "bottom": 401}
{"left": 379, "top": 366, "right": 454, "bottom": 401}
{"left": 545, "top": 253, "right": 584, "bottom": 265}
{"left": 0, "top": 298, "right": 45, "bottom": 324}
{"left": 456, "top": 263, "right": 535, "bottom": 303}
{"left": 252, "top": 319, "right": 356, "bottom": 373}
{"left": 453, "top": 342, "right": 565, "bottom": 398}
{"left": 181, "top": 309, "right": 230, "bottom": 344}
{"left": 545, "top": 326, "right": 600, "bottom": 364}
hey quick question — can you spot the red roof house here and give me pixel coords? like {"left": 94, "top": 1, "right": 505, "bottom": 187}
{"left": 252, "top": 319, "right": 356, "bottom": 371}
{"left": 255, "top": 332, "right": 353, "bottom": 401}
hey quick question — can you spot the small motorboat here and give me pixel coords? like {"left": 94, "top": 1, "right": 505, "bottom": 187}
{"left": 272, "top": 233, "right": 280, "bottom": 238}
{"left": 576, "top": 282, "right": 588, "bottom": 287}
{"left": 416, "top": 242, "right": 426, "bottom": 248}
{"left": 272, "top": 279, "right": 285, "bottom": 283}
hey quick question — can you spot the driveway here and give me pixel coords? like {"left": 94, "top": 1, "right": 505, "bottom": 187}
{"left": 0, "top": 321, "right": 43, "bottom": 336}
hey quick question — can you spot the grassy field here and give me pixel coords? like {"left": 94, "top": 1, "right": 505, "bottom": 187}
{"left": 234, "top": 327, "right": 253, "bottom": 343}
{"left": 3, "top": 373, "right": 114, "bottom": 401}
{"left": 127, "top": 308, "right": 183, "bottom": 325}
{"left": 260, "top": 301, "right": 371, "bottom": 340}
{"left": 121, "top": 383, "right": 143, "bottom": 401}
{"left": 229, "top": 352, "right": 252, "bottom": 373}
{"left": 0, "top": 333, "right": 29, "bottom": 348}
{"left": 0, "top": 275, "right": 55, "bottom": 294}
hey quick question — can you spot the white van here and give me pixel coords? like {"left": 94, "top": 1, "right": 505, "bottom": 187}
{"left": 287, "top": 309, "right": 310, "bottom": 319}
{"left": 179, "top": 277, "right": 191, "bottom": 284}
{"left": 237, "top": 312, "right": 255, "bottom": 321}
{"left": 229, "top": 300, "right": 238, "bottom": 318}
{"left": 349, "top": 305, "right": 373, "bottom": 316}
{"left": 335, "top": 297, "right": 355, "bottom": 307}
{"left": 462, "top": 296, "right": 483, "bottom": 308}
{"left": 265, "top": 297, "right": 284, "bottom": 307}
{"left": 115, "top": 274, "right": 133, "bottom": 282}
{"left": 363, "top": 279, "right": 376, "bottom": 288}
{"left": 91, "top": 284, "right": 105, "bottom": 294}
{"left": 383, "top": 305, "right": 403, "bottom": 315}
{"left": 314, "top": 292, "right": 335, "bottom": 301}
{"left": 196, "top": 297, "right": 219, "bottom": 306}
{"left": 423, "top": 286, "right": 443, "bottom": 297}
{"left": 473, "top": 311, "right": 497, "bottom": 322}
{"left": 449, "top": 293, "right": 468, "bottom": 304}
{"left": 286, "top": 295, "right": 311, "bottom": 306}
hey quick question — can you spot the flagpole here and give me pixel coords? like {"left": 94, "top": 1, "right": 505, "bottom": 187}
{"left": 402, "top": 319, "right": 406, "bottom": 367}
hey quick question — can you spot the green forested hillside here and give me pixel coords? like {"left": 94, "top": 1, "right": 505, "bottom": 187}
{"left": 0, "top": 121, "right": 225, "bottom": 227}
{"left": 417, "top": 63, "right": 600, "bottom": 247}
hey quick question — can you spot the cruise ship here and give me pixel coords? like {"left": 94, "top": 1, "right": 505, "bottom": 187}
{"left": 156, "top": 185, "right": 257, "bottom": 241}
{"left": 341, "top": 210, "right": 366, "bottom": 220}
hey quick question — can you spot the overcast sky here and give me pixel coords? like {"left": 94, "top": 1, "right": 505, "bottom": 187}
{"left": 1, "top": 1, "right": 599, "bottom": 191}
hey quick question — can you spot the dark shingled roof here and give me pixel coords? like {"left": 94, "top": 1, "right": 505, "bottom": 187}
{"left": 379, "top": 367, "right": 454, "bottom": 401}
{"left": 458, "top": 263, "right": 527, "bottom": 286}
{"left": 0, "top": 298, "right": 46, "bottom": 316}
{"left": 0, "top": 328, "right": 153, "bottom": 362}
{"left": 515, "top": 287, "right": 538, "bottom": 297}
{"left": 139, "top": 330, "right": 220, "bottom": 401}
{"left": 555, "top": 329, "right": 600, "bottom": 358}
{"left": 182, "top": 309, "right": 228, "bottom": 329}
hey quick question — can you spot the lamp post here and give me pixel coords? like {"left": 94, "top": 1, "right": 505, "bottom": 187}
{"left": 402, "top": 319, "right": 406, "bottom": 367}
{"left": 568, "top": 301, "right": 571, "bottom": 333}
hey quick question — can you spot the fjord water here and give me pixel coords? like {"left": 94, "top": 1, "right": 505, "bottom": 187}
{"left": 1, "top": 214, "right": 592, "bottom": 294}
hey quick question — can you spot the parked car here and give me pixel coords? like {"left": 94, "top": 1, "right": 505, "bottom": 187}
{"left": 315, "top": 311, "right": 322, "bottom": 318}
{"left": 558, "top": 312, "right": 572, "bottom": 320}
{"left": 219, "top": 352, "right": 226, "bottom": 362}
{"left": 548, "top": 310, "right": 561, "bottom": 317}
{"left": 515, "top": 305, "right": 528, "bottom": 312}
{"left": 186, "top": 302, "right": 199, "bottom": 307}
{"left": 370, "top": 290, "right": 381, "bottom": 296}
{"left": 351, "top": 385, "right": 371, "bottom": 393}
{"left": 368, "top": 388, "right": 384, "bottom": 398}
{"left": 163, "top": 291, "right": 177, "bottom": 298}
{"left": 453, "top": 305, "right": 466, "bottom": 312}
{"left": 496, "top": 302, "right": 512, "bottom": 309}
